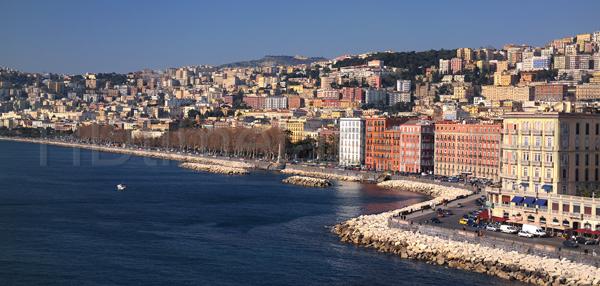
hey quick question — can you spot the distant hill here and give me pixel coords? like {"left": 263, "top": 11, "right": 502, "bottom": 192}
{"left": 220, "top": 55, "right": 328, "bottom": 68}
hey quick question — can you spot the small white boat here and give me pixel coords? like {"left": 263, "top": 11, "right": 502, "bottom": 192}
{"left": 116, "top": 184, "right": 127, "bottom": 191}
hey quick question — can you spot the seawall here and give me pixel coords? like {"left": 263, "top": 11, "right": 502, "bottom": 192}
{"left": 334, "top": 180, "right": 600, "bottom": 285}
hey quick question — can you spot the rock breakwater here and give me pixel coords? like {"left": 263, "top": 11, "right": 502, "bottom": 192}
{"left": 333, "top": 180, "right": 600, "bottom": 285}
{"left": 179, "top": 162, "right": 248, "bottom": 175}
{"left": 280, "top": 168, "right": 361, "bottom": 182}
{"left": 282, "top": 176, "right": 332, "bottom": 188}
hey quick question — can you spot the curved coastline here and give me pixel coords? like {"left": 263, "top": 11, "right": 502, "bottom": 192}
{"left": 334, "top": 179, "right": 600, "bottom": 285}
{"left": 4, "top": 137, "right": 598, "bottom": 284}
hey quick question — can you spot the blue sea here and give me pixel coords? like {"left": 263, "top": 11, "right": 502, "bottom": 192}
{"left": 0, "top": 141, "right": 522, "bottom": 285}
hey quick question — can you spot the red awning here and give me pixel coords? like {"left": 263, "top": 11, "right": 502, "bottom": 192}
{"left": 574, "top": 229, "right": 600, "bottom": 235}
{"left": 477, "top": 211, "right": 490, "bottom": 220}
{"left": 491, "top": 216, "right": 507, "bottom": 222}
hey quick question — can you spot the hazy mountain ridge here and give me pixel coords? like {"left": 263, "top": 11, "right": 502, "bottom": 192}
{"left": 220, "top": 55, "right": 328, "bottom": 68}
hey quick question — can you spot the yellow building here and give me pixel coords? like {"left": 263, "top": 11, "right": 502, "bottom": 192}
{"left": 453, "top": 85, "right": 474, "bottom": 102}
{"left": 482, "top": 85, "right": 533, "bottom": 103}
{"left": 456, "top": 48, "right": 473, "bottom": 62}
{"left": 288, "top": 84, "right": 304, "bottom": 94}
{"left": 488, "top": 111, "right": 600, "bottom": 231}
{"left": 286, "top": 119, "right": 306, "bottom": 143}
{"left": 493, "top": 72, "right": 516, "bottom": 86}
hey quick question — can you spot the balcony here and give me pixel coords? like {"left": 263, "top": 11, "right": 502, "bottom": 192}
{"left": 521, "top": 129, "right": 531, "bottom": 135}
{"left": 520, "top": 160, "right": 530, "bottom": 165}
{"left": 501, "top": 174, "right": 518, "bottom": 180}
{"left": 532, "top": 130, "right": 542, "bottom": 135}
{"left": 543, "top": 177, "right": 553, "bottom": 183}
{"left": 532, "top": 177, "right": 542, "bottom": 182}
{"left": 531, "top": 161, "right": 541, "bottom": 167}
{"left": 502, "top": 144, "right": 518, "bottom": 149}
{"left": 544, "top": 130, "right": 555, "bottom": 136}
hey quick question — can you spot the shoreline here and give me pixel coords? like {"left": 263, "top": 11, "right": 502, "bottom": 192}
{"left": 0, "top": 136, "right": 257, "bottom": 170}
{"left": 334, "top": 180, "right": 600, "bottom": 286}
{"left": 6, "top": 136, "right": 596, "bottom": 284}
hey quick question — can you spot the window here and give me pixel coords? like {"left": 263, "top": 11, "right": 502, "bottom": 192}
{"left": 586, "top": 123, "right": 590, "bottom": 135}
{"left": 586, "top": 154, "right": 590, "bottom": 166}
{"left": 576, "top": 154, "right": 580, "bottom": 166}
{"left": 546, "top": 168, "right": 552, "bottom": 179}
{"left": 596, "top": 123, "right": 599, "bottom": 135}
{"left": 576, "top": 123, "right": 580, "bottom": 135}
{"left": 563, "top": 204, "right": 570, "bottom": 213}
{"left": 575, "top": 169, "right": 579, "bottom": 181}
{"left": 585, "top": 169, "right": 589, "bottom": 181}
{"left": 573, "top": 205, "right": 581, "bottom": 214}
{"left": 562, "top": 168, "right": 567, "bottom": 179}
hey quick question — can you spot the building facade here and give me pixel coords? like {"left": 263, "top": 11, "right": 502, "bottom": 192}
{"left": 338, "top": 118, "right": 365, "bottom": 167}
{"left": 488, "top": 112, "right": 600, "bottom": 232}
{"left": 434, "top": 121, "right": 502, "bottom": 181}
{"left": 365, "top": 117, "right": 434, "bottom": 173}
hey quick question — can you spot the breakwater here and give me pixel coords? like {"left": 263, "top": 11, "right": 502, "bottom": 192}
{"left": 280, "top": 167, "right": 361, "bottom": 182}
{"left": 0, "top": 137, "right": 255, "bottom": 169}
{"left": 179, "top": 162, "right": 248, "bottom": 175}
{"left": 334, "top": 180, "right": 600, "bottom": 285}
{"left": 282, "top": 176, "right": 332, "bottom": 188}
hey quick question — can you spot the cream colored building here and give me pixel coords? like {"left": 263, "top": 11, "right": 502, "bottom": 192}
{"left": 488, "top": 111, "right": 600, "bottom": 231}
{"left": 481, "top": 85, "right": 534, "bottom": 103}
{"left": 286, "top": 119, "right": 306, "bottom": 143}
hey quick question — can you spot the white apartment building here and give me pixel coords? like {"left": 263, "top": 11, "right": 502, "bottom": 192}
{"left": 396, "top": 80, "right": 411, "bottom": 93}
{"left": 265, "top": 96, "right": 287, "bottom": 110}
{"left": 339, "top": 118, "right": 365, "bottom": 167}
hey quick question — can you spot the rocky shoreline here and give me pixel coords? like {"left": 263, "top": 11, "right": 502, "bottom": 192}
{"left": 282, "top": 176, "right": 332, "bottom": 188}
{"left": 334, "top": 180, "right": 600, "bottom": 286}
{"left": 179, "top": 162, "right": 249, "bottom": 175}
{"left": 280, "top": 167, "right": 361, "bottom": 182}
{"left": 0, "top": 137, "right": 255, "bottom": 170}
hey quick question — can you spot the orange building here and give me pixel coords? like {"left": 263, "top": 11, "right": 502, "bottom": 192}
{"left": 365, "top": 117, "right": 434, "bottom": 173}
{"left": 434, "top": 121, "right": 502, "bottom": 181}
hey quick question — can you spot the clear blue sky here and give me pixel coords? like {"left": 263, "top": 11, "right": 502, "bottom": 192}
{"left": 1, "top": 0, "right": 599, "bottom": 74}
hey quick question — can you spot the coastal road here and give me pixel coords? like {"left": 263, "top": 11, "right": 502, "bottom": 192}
{"left": 408, "top": 193, "right": 600, "bottom": 256}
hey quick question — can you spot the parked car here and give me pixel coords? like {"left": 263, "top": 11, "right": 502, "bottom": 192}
{"left": 430, "top": 217, "right": 441, "bottom": 224}
{"left": 458, "top": 218, "right": 469, "bottom": 225}
{"left": 456, "top": 203, "right": 464, "bottom": 208}
{"left": 518, "top": 231, "right": 535, "bottom": 238}
{"left": 486, "top": 224, "right": 500, "bottom": 232}
{"left": 499, "top": 225, "right": 520, "bottom": 234}
{"left": 575, "top": 237, "right": 588, "bottom": 245}
{"left": 584, "top": 239, "right": 599, "bottom": 245}
{"left": 562, "top": 240, "right": 579, "bottom": 248}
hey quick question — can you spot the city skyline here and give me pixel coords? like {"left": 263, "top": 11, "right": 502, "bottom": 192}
{"left": 1, "top": 0, "right": 600, "bottom": 74}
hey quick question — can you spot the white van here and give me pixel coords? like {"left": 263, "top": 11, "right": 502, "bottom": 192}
{"left": 521, "top": 224, "right": 547, "bottom": 237}
{"left": 499, "top": 224, "right": 519, "bottom": 234}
